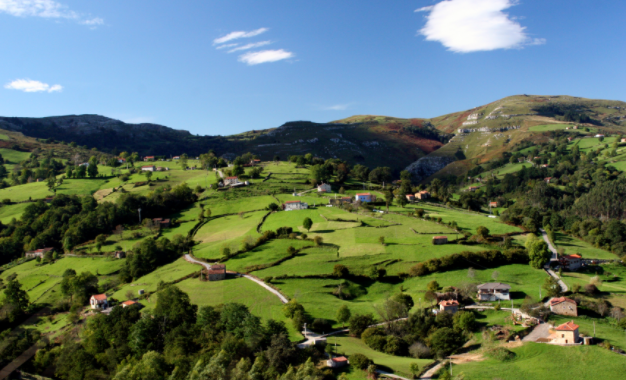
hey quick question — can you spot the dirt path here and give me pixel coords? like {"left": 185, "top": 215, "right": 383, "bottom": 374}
{"left": 419, "top": 362, "right": 443, "bottom": 379}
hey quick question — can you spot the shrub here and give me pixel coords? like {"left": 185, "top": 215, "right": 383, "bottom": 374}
{"left": 314, "top": 236, "right": 323, "bottom": 246}
{"left": 485, "top": 347, "right": 516, "bottom": 361}
{"left": 348, "top": 314, "right": 376, "bottom": 338}
{"left": 349, "top": 353, "right": 372, "bottom": 370}
{"left": 263, "top": 276, "right": 273, "bottom": 284}
{"left": 409, "top": 341, "right": 431, "bottom": 359}
{"left": 333, "top": 264, "right": 349, "bottom": 278}
{"left": 310, "top": 318, "right": 333, "bottom": 333}
{"left": 585, "top": 284, "right": 598, "bottom": 294}
{"left": 409, "top": 249, "right": 528, "bottom": 277}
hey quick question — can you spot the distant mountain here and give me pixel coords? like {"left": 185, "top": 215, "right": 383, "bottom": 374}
{"left": 1, "top": 95, "right": 624, "bottom": 177}
{"left": 0, "top": 114, "right": 226, "bottom": 157}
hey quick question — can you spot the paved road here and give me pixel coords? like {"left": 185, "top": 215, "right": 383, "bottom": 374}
{"left": 522, "top": 322, "right": 552, "bottom": 342}
{"left": 539, "top": 228, "right": 568, "bottom": 293}
{"left": 184, "top": 254, "right": 212, "bottom": 270}
{"left": 419, "top": 362, "right": 443, "bottom": 379}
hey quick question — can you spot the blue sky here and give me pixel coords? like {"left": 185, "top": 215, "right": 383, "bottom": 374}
{"left": 0, "top": 0, "right": 624, "bottom": 136}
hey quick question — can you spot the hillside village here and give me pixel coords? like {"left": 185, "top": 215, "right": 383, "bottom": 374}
{"left": 1, "top": 99, "right": 626, "bottom": 379}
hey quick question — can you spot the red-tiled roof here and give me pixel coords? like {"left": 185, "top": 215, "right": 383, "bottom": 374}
{"left": 439, "top": 300, "right": 459, "bottom": 306}
{"left": 331, "top": 356, "right": 348, "bottom": 362}
{"left": 141, "top": 165, "right": 155, "bottom": 168}
{"left": 433, "top": 236, "right": 447, "bottom": 239}
{"left": 550, "top": 297, "right": 576, "bottom": 306}
{"left": 562, "top": 254, "right": 581, "bottom": 259}
{"left": 419, "top": 190, "right": 430, "bottom": 194}
{"left": 207, "top": 269, "right": 225, "bottom": 275}
{"left": 225, "top": 176, "right": 238, "bottom": 179}
{"left": 284, "top": 201, "right": 302, "bottom": 204}
{"left": 92, "top": 294, "right": 107, "bottom": 301}
{"left": 356, "top": 193, "right": 371, "bottom": 196}
{"left": 556, "top": 321, "right": 579, "bottom": 331}
{"left": 28, "top": 247, "right": 54, "bottom": 254}
{"left": 122, "top": 300, "right": 137, "bottom": 306}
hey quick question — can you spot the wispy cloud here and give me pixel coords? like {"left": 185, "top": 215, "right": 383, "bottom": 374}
{"left": 228, "top": 41, "right": 271, "bottom": 53}
{"left": 216, "top": 43, "right": 239, "bottom": 50}
{"left": 322, "top": 103, "right": 354, "bottom": 111}
{"left": 4, "top": 79, "right": 63, "bottom": 93}
{"left": 416, "top": 0, "right": 545, "bottom": 53}
{"left": 0, "top": 0, "right": 104, "bottom": 27}
{"left": 213, "top": 27, "right": 269, "bottom": 45}
{"left": 238, "top": 49, "right": 294, "bottom": 65}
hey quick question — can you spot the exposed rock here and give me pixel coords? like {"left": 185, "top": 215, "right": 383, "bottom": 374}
{"left": 404, "top": 154, "right": 455, "bottom": 183}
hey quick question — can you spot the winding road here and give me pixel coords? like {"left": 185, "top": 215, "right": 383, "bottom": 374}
{"left": 539, "top": 228, "right": 569, "bottom": 293}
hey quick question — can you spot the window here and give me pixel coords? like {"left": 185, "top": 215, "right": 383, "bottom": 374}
{"left": 561, "top": 334, "right": 565, "bottom": 338}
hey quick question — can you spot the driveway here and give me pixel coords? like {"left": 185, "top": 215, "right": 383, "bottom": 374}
{"left": 522, "top": 322, "right": 553, "bottom": 342}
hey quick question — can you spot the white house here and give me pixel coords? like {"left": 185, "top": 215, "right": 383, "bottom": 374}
{"left": 282, "top": 200, "right": 308, "bottom": 211}
{"left": 559, "top": 254, "right": 582, "bottom": 271}
{"left": 90, "top": 294, "right": 108, "bottom": 309}
{"left": 595, "top": 134, "right": 605, "bottom": 138}
{"left": 317, "top": 183, "right": 331, "bottom": 193}
{"left": 141, "top": 165, "right": 156, "bottom": 172}
{"left": 355, "top": 193, "right": 376, "bottom": 202}
{"left": 223, "top": 176, "right": 240, "bottom": 186}
{"left": 477, "top": 283, "right": 511, "bottom": 301}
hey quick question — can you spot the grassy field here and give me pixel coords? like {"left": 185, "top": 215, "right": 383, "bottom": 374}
{"left": 0, "top": 148, "right": 32, "bottom": 164}
{"left": 331, "top": 332, "right": 431, "bottom": 378}
{"left": 0, "top": 256, "right": 126, "bottom": 304}
{"left": 454, "top": 343, "right": 626, "bottom": 380}
{"left": 0, "top": 202, "right": 31, "bottom": 223}
{"left": 553, "top": 232, "right": 618, "bottom": 260}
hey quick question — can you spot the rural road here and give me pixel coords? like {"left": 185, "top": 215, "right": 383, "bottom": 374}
{"left": 522, "top": 322, "right": 552, "bottom": 342}
{"left": 184, "top": 254, "right": 289, "bottom": 304}
{"left": 419, "top": 362, "right": 443, "bottom": 379}
{"left": 539, "top": 228, "right": 569, "bottom": 293}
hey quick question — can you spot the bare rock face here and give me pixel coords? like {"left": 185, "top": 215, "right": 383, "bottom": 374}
{"left": 404, "top": 155, "right": 455, "bottom": 183}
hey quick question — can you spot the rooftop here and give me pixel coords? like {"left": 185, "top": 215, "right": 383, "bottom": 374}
{"left": 331, "top": 356, "right": 348, "bottom": 362}
{"left": 92, "top": 294, "right": 107, "bottom": 301}
{"left": 477, "top": 282, "right": 511, "bottom": 290}
{"left": 550, "top": 297, "right": 576, "bottom": 306}
{"left": 439, "top": 300, "right": 459, "bottom": 306}
{"left": 556, "top": 321, "right": 579, "bottom": 331}
{"left": 433, "top": 236, "right": 448, "bottom": 239}
{"left": 122, "top": 300, "right": 137, "bottom": 306}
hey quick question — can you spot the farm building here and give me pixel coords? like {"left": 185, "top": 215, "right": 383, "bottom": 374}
{"left": 552, "top": 321, "right": 580, "bottom": 345}
{"left": 90, "top": 294, "right": 108, "bottom": 309}
{"left": 152, "top": 218, "right": 171, "bottom": 228}
{"left": 283, "top": 200, "right": 308, "bottom": 211}
{"left": 477, "top": 283, "right": 511, "bottom": 301}
{"left": 173, "top": 156, "right": 180, "bottom": 160}
{"left": 595, "top": 134, "right": 605, "bottom": 138}
{"left": 118, "top": 158, "right": 126, "bottom": 163}
{"left": 317, "top": 183, "right": 332, "bottom": 193}
{"left": 541, "top": 164, "right": 549, "bottom": 168}
{"left": 207, "top": 264, "right": 226, "bottom": 281}
{"left": 143, "top": 156, "right": 155, "bottom": 161}
{"left": 121, "top": 300, "right": 138, "bottom": 308}
{"left": 416, "top": 190, "right": 430, "bottom": 200}
{"left": 432, "top": 236, "right": 448, "bottom": 245}
{"left": 156, "top": 167, "right": 169, "bottom": 171}
{"left": 489, "top": 201, "right": 498, "bottom": 207}
{"left": 355, "top": 193, "right": 376, "bottom": 202}
{"left": 326, "top": 356, "right": 349, "bottom": 368}
{"left": 141, "top": 165, "right": 156, "bottom": 172}
{"left": 223, "top": 176, "right": 240, "bottom": 186}
{"left": 439, "top": 300, "right": 459, "bottom": 314}
{"left": 250, "top": 159, "right": 261, "bottom": 165}
{"left": 25, "top": 247, "right": 54, "bottom": 259}
{"left": 559, "top": 254, "right": 582, "bottom": 271}
{"left": 621, "top": 138, "right": 626, "bottom": 143}
{"left": 406, "top": 194, "right": 415, "bottom": 201}
{"left": 115, "top": 251, "right": 126, "bottom": 259}
{"left": 544, "top": 177, "right": 553, "bottom": 183}
{"left": 468, "top": 186, "right": 479, "bottom": 192}
{"left": 550, "top": 297, "right": 578, "bottom": 317}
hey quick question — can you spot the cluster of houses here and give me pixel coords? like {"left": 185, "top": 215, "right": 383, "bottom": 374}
{"left": 90, "top": 294, "right": 140, "bottom": 311}
{"left": 406, "top": 190, "right": 431, "bottom": 201}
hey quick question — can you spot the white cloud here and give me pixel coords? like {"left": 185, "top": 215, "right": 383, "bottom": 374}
{"left": 4, "top": 79, "right": 63, "bottom": 93}
{"left": 0, "top": 0, "right": 103, "bottom": 26}
{"left": 216, "top": 43, "right": 239, "bottom": 50}
{"left": 213, "top": 27, "right": 269, "bottom": 44}
{"left": 228, "top": 41, "right": 271, "bottom": 53}
{"left": 238, "top": 49, "right": 294, "bottom": 65}
{"left": 416, "top": 0, "right": 545, "bottom": 53}
{"left": 323, "top": 103, "right": 354, "bottom": 111}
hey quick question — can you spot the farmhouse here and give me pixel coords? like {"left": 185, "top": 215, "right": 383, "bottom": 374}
{"left": 432, "top": 236, "right": 448, "bottom": 245}
{"left": 223, "top": 176, "right": 240, "bottom": 186}
{"left": 416, "top": 190, "right": 430, "bottom": 200}
{"left": 207, "top": 264, "right": 226, "bottom": 281}
{"left": 355, "top": 193, "right": 376, "bottom": 202}
{"left": 118, "top": 158, "right": 126, "bottom": 163}
{"left": 439, "top": 300, "right": 459, "bottom": 314}
{"left": 559, "top": 254, "right": 582, "bottom": 271}
{"left": 550, "top": 297, "right": 578, "bottom": 317}
{"left": 468, "top": 186, "right": 479, "bottom": 192}
{"left": 25, "top": 247, "right": 54, "bottom": 259}
{"left": 121, "top": 300, "right": 138, "bottom": 308}
{"left": 317, "top": 183, "right": 332, "bottom": 193}
{"left": 326, "top": 356, "right": 349, "bottom": 368}
{"left": 541, "top": 164, "right": 549, "bottom": 168}
{"left": 173, "top": 156, "right": 180, "bottom": 160}
{"left": 152, "top": 218, "right": 171, "bottom": 228}
{"left": 283, "top": 200, "right": 309, "bottom": 211}
{"left": 477, "top": 283, "right": 511, "bottom": 301}
{"left": 250, "top": 159, "right": 261, "bottom": 165}
{"left": 489, "top": 201, "right": 498, "bottom": 207}
{"left": 141, "top": 165, "right": 156, "bottom": 172}
{"left": 406, "top": 194, "right": 415, "bottom": 201}
{"left": 552, "top": 321, "right": 580, "bottom": 345}
{"left": 90, "top": 294, "right": 108, "bottom": 309}
{"left": 622, "top": 138, "right": 626, "bottom": 143}
{"left": 143, "top": 156, "right": 155, "bottom": 161}
{"left": 114, "top": 251, "right": 126, "bottom": 259}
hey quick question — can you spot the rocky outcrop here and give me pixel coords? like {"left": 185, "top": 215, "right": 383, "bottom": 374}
{"left": 403, "top": 155, "right": 455, "bottom": 183}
